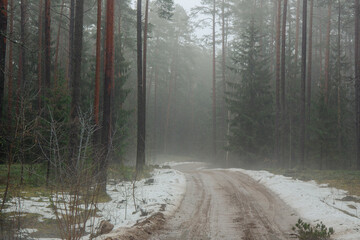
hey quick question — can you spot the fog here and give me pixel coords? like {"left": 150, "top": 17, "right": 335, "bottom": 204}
{"left": 1, "top": 0, "right": 360, "bottom": 239}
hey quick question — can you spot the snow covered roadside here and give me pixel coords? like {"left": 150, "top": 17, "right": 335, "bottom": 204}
{"left": 4, "top": 168, "right": 186, "bottom": 240}
{"left": 229, "top": 168, "right": 360, "bottom": 240}
{"left": 92, "top": 168, "right": 186, "bottom": 239}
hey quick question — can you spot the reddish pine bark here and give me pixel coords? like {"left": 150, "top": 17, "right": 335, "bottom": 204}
{"left": 101, "top": 0, "right": 115, "bottom": 188}
{"left": 94, "top": 0, "right": 101, "bottom": 126}
{"left": 0, "top": 0, "right": 7, "bottom": 121}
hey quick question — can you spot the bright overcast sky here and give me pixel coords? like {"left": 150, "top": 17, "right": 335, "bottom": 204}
{"left": 174, "top": 0, "right": 212, "bottom": 40}
{"left": 174, "top": 0, "right": 200, "bottom": 12}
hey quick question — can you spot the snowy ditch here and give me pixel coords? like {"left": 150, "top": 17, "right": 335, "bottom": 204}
{"left": 229, "top": 168, "right": 360, "bottom": 240}
{"left": 3, "top": 168, "right": 186, "bottom": 240}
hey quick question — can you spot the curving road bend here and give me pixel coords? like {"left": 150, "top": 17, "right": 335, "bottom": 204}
{"left": 151, "top": 163, "right": 299, "bottom": 240}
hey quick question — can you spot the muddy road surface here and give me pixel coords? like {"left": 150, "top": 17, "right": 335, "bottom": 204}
{"left": 150, "top": 163, "right": 298, "bottom": 240}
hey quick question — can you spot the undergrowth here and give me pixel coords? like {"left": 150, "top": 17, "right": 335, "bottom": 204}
{"left": 292, "top": 219, "right": 334, "bottom": 240}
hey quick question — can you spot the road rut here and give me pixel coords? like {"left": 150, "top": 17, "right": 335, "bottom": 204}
{"left": 150, "top": 163, "right": 298, "bottom": 240}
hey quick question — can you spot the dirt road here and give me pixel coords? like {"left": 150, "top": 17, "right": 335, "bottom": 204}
{"left": 150, "top": 163, "right": 298, "bottom": 240}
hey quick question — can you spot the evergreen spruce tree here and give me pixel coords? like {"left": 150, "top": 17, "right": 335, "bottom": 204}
{"left": 227, "top": 20, "right": 274, "bottom": 166}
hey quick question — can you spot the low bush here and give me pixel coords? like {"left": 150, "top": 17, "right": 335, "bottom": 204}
{"left": 292, "top": 219, "right": 334, "bottom": 240}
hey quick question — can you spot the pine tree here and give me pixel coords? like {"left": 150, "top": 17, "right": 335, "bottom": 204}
{"left": 136, "top": 0, "right": 145, "bottom": 172}
{"left": 227, "top": 20, "right": 273, "bottom": 166}
{"left": 299, "top": 0, "right": 307, "bottom": 169}
{"left": 101, "top": 0, "right": 115, "bottom": 191}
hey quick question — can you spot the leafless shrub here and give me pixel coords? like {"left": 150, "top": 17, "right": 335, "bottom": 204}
{"left": 41, "top": 108, "right": 104, "bottom": 240}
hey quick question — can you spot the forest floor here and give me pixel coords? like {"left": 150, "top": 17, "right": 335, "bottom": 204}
{"left": 2, "top": 161, "right": 360, "bottom": 239}
{"left": 0, "top": 166, "right": 186, "bottom": 239}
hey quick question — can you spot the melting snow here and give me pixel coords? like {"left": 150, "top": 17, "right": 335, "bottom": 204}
{"left": 230, "top": 168, "right": 360, "bottom": 240}
{"left": 2, "top": 168, "right": 186, "bottom": 240}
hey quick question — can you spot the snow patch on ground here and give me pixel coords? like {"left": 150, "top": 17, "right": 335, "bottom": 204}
{"left": 3, "top": 168, "right": 186, "bottom": 240}
{"left": 229, "top": 168, "right": 360, "bottom": 240}
{"left": 162, "top": 161, "right": 208, "bottom": 170}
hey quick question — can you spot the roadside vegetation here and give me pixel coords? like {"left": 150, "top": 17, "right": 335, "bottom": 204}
{"left": 0, "top": 162, "right": 156, "bottom": 239}
{"left": 268, "top": 168, "right": 360, "bottom": 197}
{"left": 292, "top": 219, "right": 335, "bottom": 240}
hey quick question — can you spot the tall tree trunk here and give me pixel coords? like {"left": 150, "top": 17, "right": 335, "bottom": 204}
{"left": 71, "top": 0, "right": 85, "bottom": 120}
{"left": 44, "top": 0, "right": 51, "bottom": 185}
{"left": 0, "top": 0, "right": 7, "bottom": 122}
{"left": 306, "top": 0, "right": 313, "bottom": 121}
{"left": 153, "top": 67, "right": 158, "bottom": 159}
{"left": 294, "top": 0, "right": 300, "bottom": 66}
{"left": 143, "top": 0, "right": 149, "bottom": 104}
{"left": 44, "top": 0, "right": 51, "bottom": 90}
{"left": 164, "top": 45, "right": 178, "bottom": 154}
{"left": 356, "top": 0, "right": 360, "bottom": 170}
{"left": 324, "top": 2, "right": 332, "bottom": 105}
{"left": 68, "top": 0, "right": 75, "bottom": 86}
{"left": 69, "top": 0, "right": 84, "bottom": 173}
{"left": 222, "top": 0, "right": 229, "bottom": 167}
{"left": 280, "top": 0, "right": 287, "bottom": 167}
{"left": 164, "top": 75, "right": 173, "bottom": 153}
{"left": 275, "top": 0, "right": 282, "bottom": 161}
{"left": 143, "top": 0, "right": 150, "bottom": 158}
{"left": 16, "top": 0, "right": 27, "bottom": 115}
{"left": 287, "top": 0, "right": 293, "bottom": 168}
{"left": 101, "top": 0, "right": 114, "bottom": 191}
{"left": 300, "top": 0, "right": 307, "bottom": 169}
{"left": 94, "top": 0, "right": 101, "bottom": 127}
{"left": 53, "top": 0, "right": 65, "bottom": 87}
{"left": 37, "top": 0, "right": 43, "bottom": 113}
{"left": 319, "top": 23, "right": 323, "bottom": 81}
{"left": 337, "top": 0, "right": 342, "bottom": 155}
{"left": 7, "top": 0, "right": 13, "bottom": 127}
{"left": 212, "top": 0, "right": 217, "bottom": 159}
{"left": 136, "top": 0, "right": 145, "bottom": 173}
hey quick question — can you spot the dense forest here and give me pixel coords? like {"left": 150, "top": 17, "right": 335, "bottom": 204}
{"left": 0, "top": 0, "right": 360, "bottom": 238}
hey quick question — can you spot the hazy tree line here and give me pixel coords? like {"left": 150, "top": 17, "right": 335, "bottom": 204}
{"left": 211, "top": 0, "right": 360, "bottom": 170}
{"left": 0, "top": 0, "right": 218, "bottom": 200}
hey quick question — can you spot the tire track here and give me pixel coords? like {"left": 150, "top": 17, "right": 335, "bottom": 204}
{"left": 150, "top": 164, "right": 298, "bottom": 240}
